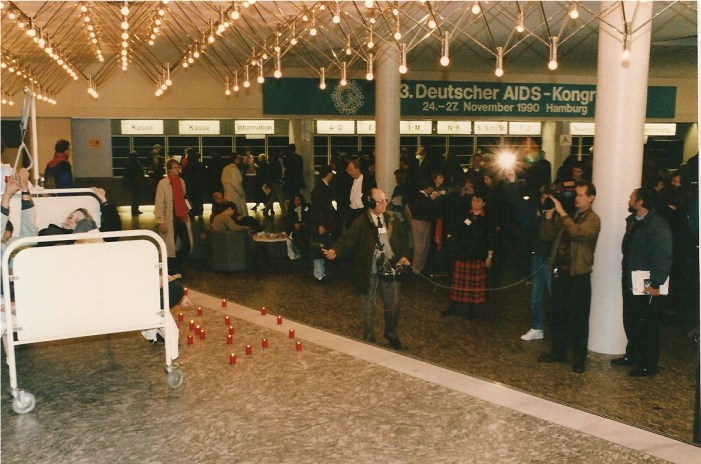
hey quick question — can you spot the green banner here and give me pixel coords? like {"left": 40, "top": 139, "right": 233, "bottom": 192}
{"left": 263, "top": 78, "right": 676, "bottom": 119}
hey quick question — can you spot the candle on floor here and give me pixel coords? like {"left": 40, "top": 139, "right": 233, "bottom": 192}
{"left": 276, "top": 315, "right": 283, "bottom": 325}
{"left": 189, "top": 320, "right": 195, "bottom": 331}
{"left": 296, "top": 341, "right": 303, "bottom": 351}
{"left": 199, "top": 329, "right": 206, "bottom": 340}
{"left": 227, "top": 334, "right": 233, "bottom": 345}
{"left": 178, "top": 313, "right": 184, "bottom": 322}
{"left": 184, "top": 287, "right": 189, "bottom": 295}
{"left": 229, "top": 353, "right": 237, "bottom": 365}
{"left": 221, "top": 299, "right": 227, "bottom": 308}
{"left": 245, "top": 344, "right": 252, "bottom": 355}
{"left": 262, "top": 338, "right": 268, "bottom": 348}
{"left": 187, "top": 334, "right": 194, "bottom": 345}
{"left": 195, "top": 325, "right": 201, "bottom": 335}
{"left": 261, "top": 306, "right": 267, "bottom": 316}
{"left": 197, "top": 306, "right": 203, "bottom": 316}
{"left": 289, "top": 329, "right": 295, "bottom": 339}
{"left": 228, "top": 326, "right": 235, "bottom": 335}
{"left": 224, "top": 315, "right": 230, "bottom": 325}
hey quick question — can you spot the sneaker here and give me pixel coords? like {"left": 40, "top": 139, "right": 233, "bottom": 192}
{"left": 521, "top": 329, "right": 544, "bottom": 341}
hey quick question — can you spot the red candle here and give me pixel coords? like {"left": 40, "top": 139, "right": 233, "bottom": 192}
{"left": 289, "top": 329, "right": 295, "bottom": 339}
{"left": 262, "top": 337, "right": 268, "bottom": 348}
{"left": 187, "top": 334, "right": 194, "bottom": 345}
{"left": 245, "top": 344, "right": 252, "bottom": 355}
{"left": 228, "top": 326, "right": 235, "bottom": 335}
{"left": 221, "top": 299, "right": 227, "bottom": 308}
{"left": 195, "top": 325, "right": 201, "bottom": 335}
{"left": 199, "top": 329, "right": 206, "bottom": 340}
{"left": 261, "top": 306, "right": 267, "bottom": 316}
{"left": 276, "top": 315, "right": 283, "bottom": 325}
{"left": 197, "top": 306, "right": 203, "bottom": 316}
{"left": 189, "top": 320, "right": 195, "bottom": 331}
{"left": 224, "top": 315, "right": 230, "bottom": 325}
{"left": 178, "top": 312, "right": 184, "bottom": 322}
{"left": 296, "top": 341, "right": 303, "bottom": 351}
{"left": 184, "top": 287, "right": 189, "bottom": 295}
{"left": 229, "top": 353, "right": 237, "bottom": 365}
{"left": 226, "top": 334, "right": 233, "bottom": 345}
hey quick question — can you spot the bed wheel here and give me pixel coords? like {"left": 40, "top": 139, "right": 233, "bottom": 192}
{"left": 12, "top": 390, "right": 36, "bottom": 414}
{"left": 166, "top": 369, "right": 184, "bottom": 390}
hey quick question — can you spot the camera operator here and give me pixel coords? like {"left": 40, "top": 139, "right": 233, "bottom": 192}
{"left": 323, "top": 188, "right": 411, "bottom": 349}
{"left": 537, "top": 180, "right": 601, "bottom": 373}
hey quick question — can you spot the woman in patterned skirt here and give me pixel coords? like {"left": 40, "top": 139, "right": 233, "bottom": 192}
{"left": 441, "top": 189, "right": 495, "bottom": 320}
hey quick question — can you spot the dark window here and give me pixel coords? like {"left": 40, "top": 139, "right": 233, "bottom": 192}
{"left": 202, "top": 136, "right": 233, "bottom": 163}
{"left": 167, "top": 136, "right": 199, "bottom": 158}
{"left": 448, "top": 136, "right": 475, "bottom": 167}
{"left": 313, "top": 136, "right": 330, "bottom": 170}
{"left": 111, "top": 136, "right": 132, "bottom": 177}
{"left": 266, "top": 135, "right": 290, "bottom": 159}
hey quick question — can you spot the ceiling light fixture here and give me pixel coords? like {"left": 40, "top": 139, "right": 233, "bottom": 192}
{"left": 340, "top": 61, "right": 347, "bottom": 86}
{"left": 243, "top": 65, "right": 250, "bottom": 87}
{"left": 257, "top": 60, "right": 265, "bottom": 84}
{"left": 319, "top": 67, "right": 326, "bottom": 89}
{"left": 366, "top": 53, "right": 374, "bottom": 80}
{"left": 495, "top": 46, "right": 504, "bottom": 77}
{"left": 516, "top": 11, "right": 525, "bottom": 33}
{"left": 367, "top": 26, "right": 374, "bottom": 49}
{"left": 365, "top": 0, "right": 374, "bottom": 8}
{"left": 440, "top": 31, "right": 450, "bottom": 66}
{"left": 333, "top": 2, "right": 341, "bottom": 24}
{"left": 274, "top": 50, "right": 282, "bottom": 78}
{"left": 230, "top": 2, "right": 240, "bottom": 20}
{"left": 568, "top": 2, "right": 579, "bottom": 20}
{"left": 471, "top": 1, "right": 481, "bottom": 15}
{"left": 225, "top": 76, "right": 231, "bottom": 95}
{"left": 399, "top": 43, "right": 407, "bottom": 74}
{"left": 233, "top": 72, "right": 239, "bottom": 91}
{"left": 548, "top": 36, "right": 558, "bottom": 70}
{"left": 310, "top": 11, "right": 317, "bottom": 36}
{"left": 165, "top": 63, "right": 172, "bottom": 85}
{"left": 120, "top": 1, "right": 129, "bottom": 16}
{"left": 394, "top": 17, "right": 402, "bottom": 40}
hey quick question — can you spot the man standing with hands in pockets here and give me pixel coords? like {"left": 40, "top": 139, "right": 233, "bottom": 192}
{"left": 323, "top": 188, "right": 411, "bottom": 349}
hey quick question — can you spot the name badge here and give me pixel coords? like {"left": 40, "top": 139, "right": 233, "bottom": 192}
{"left": 464, "top": 218, "right": 472, "bottom": 226}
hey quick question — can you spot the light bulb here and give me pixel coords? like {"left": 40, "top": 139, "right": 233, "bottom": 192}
{"left": 158, "top": 8, "right": 165, "bottom": 16}
{"left": 367, "top": 40, "right": 374, "bottom": 49}
{"left": 290, "top": 37, "right": 298, "bottom": 45}
{"left": 208, "top": 34, "right": 215, "bottom": 43}
{"left": 153, "top": 26, "right": 160, "bottom": 33}
{"left": 120, "top": 6, "right": 129, "bottom": 16}
{"left": 366, "top": 72, "right": 373, "bottom": 80}
{"left": 165, "top": 78, "right": 172, "bottom": 86}
{"left": 340, "top": 78, "right": 347, "bottom": 86}
{"left": 569, "top": 4, "right": 579, "bottom": 20}
{"left": 80, "top": 4, "right": 87, "bottom": 13}
{"left": 472, "top": 2, "right": 481, "bottom": 14}
{"left": 310, "top": 27, "right": 317, "bottom": 36}
{"left": 83, "top": 16, "right": 90, "bottom": 23}
{"left": 122, "top": 32, "right": 129, "bottom": 40}
{"left": 257, "top": 75, "right": 265, "bottom": 84}
{"left": 230, "top": 10, "right": 240, "bottom": 20}
{"left": 27, "top": 27, "right": 36, "bottom": 37}
{"left": 193, "top": 49, "right": 200, "bottom": 58}
{"left": 274, "top": 69, "right": 281, "bottom": 78}
{"left": 428, "top": 19, "right": 436, "bottom": 29}
{"left": 319, "top": 82, "right": 326, "bottom": 90}
{"left": 548, "top": 60, "right": 558, "bottom": 70}
{"left": 365, "top": 0, "right": 373, "bottom": 8}
{"left": 155, "top": 18, "right": 162, "bottom": 25}
{"left": 217, "top": 24, "right": 225, "bottom": 34}
{"left": 495, "top": 67, "right": 503, "bottom": 77}
{"left": 622, "top": 49, "right": 631, "bottom": 61}
{"left": 121, "top": 21, "right": 129, "bottom": 30}
{"left": 394, "top": 30, "right": 401, "bottom": 40}
{"left": 233, "top": 84, "right": 239, "bottom": 91}
{"left": 346, "top": 48, "right": 352, "bottom": 56}
{"left": 440, "top": 55, "right": 449, "bottom": 66}
{"left": 243, "top": 80, "right": 250, "bottom": 88}
{"left": 333, "top": 14, "right": 340, "bottom": 24}
{"left": 399, "top": 64, "right": 407, "bottom": 74}
{"left": 187, "top": 56, "right": 194, "bottom": 64}
{"left": 182, "top": 61, "right": 189, "bottom": 68}
{"left": 225, "top": 88, "right": 231, "bottom": 95}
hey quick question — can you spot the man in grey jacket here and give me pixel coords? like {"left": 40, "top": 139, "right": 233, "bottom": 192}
{"left": 611, "top": 187, "right": 672, "bottom": 377}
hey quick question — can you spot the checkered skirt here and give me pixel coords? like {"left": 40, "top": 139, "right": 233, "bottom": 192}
{"left": 450, "top": 259, "right": 488, "bottom": 303}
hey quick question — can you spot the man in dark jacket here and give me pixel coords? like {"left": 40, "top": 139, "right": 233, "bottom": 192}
{"left": 323, "top": 188, "right": 411, "bottom": 349}
{"left": 611, "top": 187, "right": 672, "bottom": 377}
{"left": 44, "top": 139, "right": 74, "bottom": 189}
{"left": 310, "top": 165, "right": 340, "bottom": 283}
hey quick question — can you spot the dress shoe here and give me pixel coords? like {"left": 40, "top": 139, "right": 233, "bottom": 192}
{"left": 628, "top": 367, "right": 657, "bottom": 377}
{"left": 521, "top": 329, "right": 544, "bottom": 341}
{"left": 385, "top": 334, "right": 403, "bottom": 350}
{"left": 440, "top": 307, "right": 458, "bottom": 317}
{"left": 538, "top": 353, "right": 567, "bottom": 363}
{"left": 363, "top": 336, "right": 377, "bottom": 344}
{"left": 610, "top": 356, "right": 635, "bottom": 367}
{"left": 572, "top": 365, "right": 585, "bottom": 374}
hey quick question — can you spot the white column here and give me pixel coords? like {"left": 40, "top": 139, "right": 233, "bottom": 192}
{"left": 589, "top": 1, "right": 653, "bottom": 354}
{"left": 374, "top": 43, "right": 401, "bottom": 195}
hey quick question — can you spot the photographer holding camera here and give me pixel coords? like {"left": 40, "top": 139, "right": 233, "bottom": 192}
{"left": 323, "top": 188, "right": 411, "bottom": 350}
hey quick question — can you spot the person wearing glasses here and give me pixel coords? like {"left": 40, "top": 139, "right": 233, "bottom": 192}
{"left": 155, "top": 159, "right": 192, "bottom": 275}
{"left": 323, "top": 188, "right": 411, "bottom": 350}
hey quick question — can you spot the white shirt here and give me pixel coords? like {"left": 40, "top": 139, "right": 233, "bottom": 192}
{"left": 350, "top": 174, "right": 364, "bottom": 209}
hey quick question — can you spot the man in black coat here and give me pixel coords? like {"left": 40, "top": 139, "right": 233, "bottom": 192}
{"left": 284, "top": 143, "right": 305, "bottom": 201}
{"left": 310, "top": 165, "right": 341, "bottom": 283}
{"left": 612, "top": 187, "right": 672, "bottom": 377}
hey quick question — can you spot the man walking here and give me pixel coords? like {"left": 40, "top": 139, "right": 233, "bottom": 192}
{"left": 611, "top": 187, "right": 672, "bottom": 377}
{"left": 538, "top": 181, "right": 601, "bottom": 373}
{"left": 323, "top": 188, "right": 411, "bottom": 349}
{"left": 310, "top": 165, "right": 340, "bottom": 283}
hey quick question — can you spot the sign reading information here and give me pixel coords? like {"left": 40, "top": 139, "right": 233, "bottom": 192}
{"left": 263, "top": 79, "right": 676, "bottom": 119}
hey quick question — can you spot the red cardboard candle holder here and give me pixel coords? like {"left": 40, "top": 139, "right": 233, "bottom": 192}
{"left": 221, "top": 299, "right": 227, "bottom": 308}
{"left": 228, "top": 326, "right": 235, "bottom": 335}
{"left": 187, "top": 334, "right": 194, "bottom": 345}
{"left": 276, "top": 315, "right": 283, "bottom": 325}
{"left": 289, "top": 329, "right": 295, "bottom": 339}
{"left": 199, "top": 329, "right": 206, "bottom": 340}
{"left": 178, "top": 313, "right": 184, "bottom": 322}
{"left": 195, "top": 325, "right": 201, "bottom": 335}
{"left": 261, "top": 306, "right": 267, "bottom": 316}
{"left": 245, "top": 344, "right": 252, "bottom": 355}
{"left": 296, "top": 341, "right": 303, "bottom": 351}
{"left": 262, "top": 338, "right": 268, "bottom": 349}
{"left": 226, "top": 334, "right": 233, "bottom": 345}
{"left": 224, "top": 315, "right": 231, "bottom": 325}
{"left": 229, "top": 353, "right": 237, "bottom": 365}
{"left": 197, "top": 306, "right": 204, "bottom": 316}
{"left": 189, "top": 320, "right": 195, "bottom": 331}
{"left": 183, "top": 287, "right": 189, "bottom": 295}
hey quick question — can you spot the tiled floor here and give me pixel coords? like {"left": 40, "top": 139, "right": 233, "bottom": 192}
{"left": 2, "top": 293, "right": 699, "bottom": 463}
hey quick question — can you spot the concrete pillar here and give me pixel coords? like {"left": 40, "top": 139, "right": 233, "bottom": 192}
{"left": 288, "top": 119, "right": 313, "bottom": 197}
{"left": 374, "top": 43, "right": 401, "bottom": 195}
{"left": 589, "top": 1, "right": 653, "bottom": 354}
{"left": 541, "top": 121, "right": 558, "bottom": 180}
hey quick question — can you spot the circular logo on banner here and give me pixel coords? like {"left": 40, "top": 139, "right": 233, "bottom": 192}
{"left": 331, "top": 81, "right": 364, "bottom": 115}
